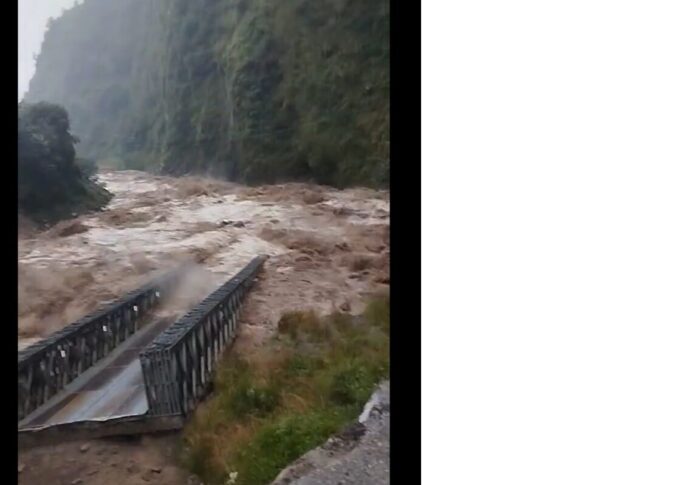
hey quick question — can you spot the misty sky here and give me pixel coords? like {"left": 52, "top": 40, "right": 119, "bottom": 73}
{"left": 18, "top": 0, "right": 79, "bottom": 100}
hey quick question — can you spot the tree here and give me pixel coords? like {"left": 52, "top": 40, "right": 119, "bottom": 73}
{"left": 18, "top": 102, "right": 111, "bottom": 222}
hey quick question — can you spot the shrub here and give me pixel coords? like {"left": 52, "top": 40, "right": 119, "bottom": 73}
{"left": 228, "top": 383, "right": 280, "bottom": 418}
{"left": 328, "top": 360, "right": 377, "bottom": 406}
{"left": 277, "top": 310, "right": 328, "bottom": 341}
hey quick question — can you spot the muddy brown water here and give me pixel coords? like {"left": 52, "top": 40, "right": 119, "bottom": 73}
{"left": 18, "top": 170, "right": 389, "bottom": 350}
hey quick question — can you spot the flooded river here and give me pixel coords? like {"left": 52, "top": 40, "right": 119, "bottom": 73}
{"left": 19, "top": 171, "right": 389, "bottom": 350}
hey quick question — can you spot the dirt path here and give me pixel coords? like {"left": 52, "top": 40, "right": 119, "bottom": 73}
{"left": 18, "top": 170, "right": 389, "bottom": 484}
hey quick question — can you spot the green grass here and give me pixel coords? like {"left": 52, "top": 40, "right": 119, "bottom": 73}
{"left": 231, "top": 409, "right": 351, "bottom": 484}
{"left": 180, "top": 296, "right": 389, "bottom": 485}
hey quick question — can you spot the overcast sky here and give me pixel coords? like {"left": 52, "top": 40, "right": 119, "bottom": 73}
{"left": 18, "top": 0, "right": 79, "bottom": 100}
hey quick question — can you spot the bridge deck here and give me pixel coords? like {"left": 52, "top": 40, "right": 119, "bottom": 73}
{"left": 19, "top": 316, "right": 176, "bottom": 429}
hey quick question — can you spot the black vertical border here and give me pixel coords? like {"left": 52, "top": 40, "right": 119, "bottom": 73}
{"left": 390, "top": 0, "right": 421, "bottom": 481}
{"left": 12, "top": 0, "right": 21, "bottom": 478}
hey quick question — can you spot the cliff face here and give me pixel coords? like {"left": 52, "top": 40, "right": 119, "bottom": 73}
{"left": 26, "top": 0, "right": 161, "bottom": 165}
{"left": 27, "top": 0, "right": 389, "bottom": 188}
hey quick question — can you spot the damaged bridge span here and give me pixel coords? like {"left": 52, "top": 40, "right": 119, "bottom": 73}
{"left": 18, "top": 255, "right": 268, "bottom": 447}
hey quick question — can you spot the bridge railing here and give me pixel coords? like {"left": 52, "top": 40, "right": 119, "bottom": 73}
{"left": 140, "top": 256, "right": 267, "bottom": 417}
{"left": 18, "top": 267, "right": 186, "bottom": 422}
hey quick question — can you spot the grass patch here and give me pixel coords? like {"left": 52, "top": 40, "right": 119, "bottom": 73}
{"left": 329, "top": 359, "right": 382, "bottom": 406}
{"left": 180, "top": 296, "right": 389, "bottom": 485}
{"left": 232, "top": 409, "right": 351, "bottom": 484}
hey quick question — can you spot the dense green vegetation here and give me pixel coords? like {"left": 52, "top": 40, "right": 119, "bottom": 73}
{"left": 26, "top": 0, "right": 389, "bottom": 188}
{"left": 18, "top": 102, "right": 112, "bottom": 222}
{"left": 181, "top": 297, "right": 389, "bottom": 485}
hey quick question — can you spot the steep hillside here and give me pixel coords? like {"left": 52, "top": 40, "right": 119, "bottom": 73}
{"left": 26, "top": 0, "right": 162, "bottom": 164}
{"left": 26, "top": 0, "right": 389, "bottom": 187}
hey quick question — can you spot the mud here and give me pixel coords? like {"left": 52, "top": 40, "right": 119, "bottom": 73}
{"left": 18, "top": 435, "right": 192, "bottom": 485}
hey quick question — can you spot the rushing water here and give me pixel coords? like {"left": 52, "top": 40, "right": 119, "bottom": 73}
{"left": 18, "top": 171, "right": 389, "bottom": 350}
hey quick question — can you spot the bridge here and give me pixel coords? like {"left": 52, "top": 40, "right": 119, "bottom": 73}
{"left": 18, "top": 256, "right": 267, "bottom": 447}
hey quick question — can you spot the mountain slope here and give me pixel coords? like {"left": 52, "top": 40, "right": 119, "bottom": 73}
{"left": 26, "top": 0, "right": 389, "bottom": 187}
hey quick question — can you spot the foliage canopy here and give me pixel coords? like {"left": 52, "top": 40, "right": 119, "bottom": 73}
{"left": 18, "top": 102, "right": 111, "bottom": 222}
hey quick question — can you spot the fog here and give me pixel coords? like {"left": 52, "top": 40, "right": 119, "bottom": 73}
{"left": 18, "top": 0, "right": 80, "bottom": 101}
